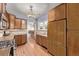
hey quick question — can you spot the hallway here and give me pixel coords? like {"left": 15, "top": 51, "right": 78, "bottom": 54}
{"left": 15, "top": 34, "right": 51, "bottom": 56}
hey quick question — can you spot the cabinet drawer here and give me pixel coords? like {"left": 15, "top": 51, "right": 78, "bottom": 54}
{"left": 67, "top": 31, "right": 79, "bottom": 56}
{"left": 55, "top": 4, "right": 66, "bottom": 20}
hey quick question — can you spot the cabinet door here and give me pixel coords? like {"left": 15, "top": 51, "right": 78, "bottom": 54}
{"left": 55, "top": 20, "right": 66, "bottom": 56}
{"left": 56, "top": 20, "right": 66, "bottom": 46}
{"left": 2, "top": 13, "right": 9, "bottom": 29}
{"left": 39, "top": 35, "right": 42, "bottom": 45}
{"left": 48, "top": 9, "right": 55, "bottom": 22}
{"left": 36, "top": 35, "right": 41, "bottom": 45}
{"left": 9, "top": 14, "right": 16, "bottom": 29}
{"left": 55, "top": 4, "right": 66, "bottom": 20}
{"left": 15, "top": 35, "right": 27, "bottom": 46}
{"left": 15, "top": 19, "right": 21, "bottom": 29}
{"left": 0, "top": 3, "right": 3, "bottom": 13}
{"left": 36, "top": 35, "right": 40, "bottom": 44}
{"left": 67, "top": 31, "right": 79, "bottom": 56}
{"left": 36, "top": 35, "right": 39, "bottom": 43}
{"left": 21, "top": 35, "right": 27, "bottom": 44}
{"left": 0, "top": 3, "right": 6, "bottom": 13}
{"left": 15, "top": 35, "right": 22, "bottom": 46}
{"left": 67, "top": 4, "right": 79, "bottom": 30}
{"left": 22, "top": 20, "right": 26, "bottom": 29}
{"left": 42, "top": 36, "right": 48, "bottom": 48}
{"left": 48, "top": 22, "right": 53, "bottom": 54}
{"left": 48, "top": 21, "right": 57, "bottom": 55}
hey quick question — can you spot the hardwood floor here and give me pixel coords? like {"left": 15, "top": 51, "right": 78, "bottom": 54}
{"left": 15, "top": 34, "right": 51, "bottom": 56}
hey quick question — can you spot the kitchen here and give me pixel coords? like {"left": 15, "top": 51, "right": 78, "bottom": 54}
{"left": 0, "top": 3, "right": 79, "bottom": 56}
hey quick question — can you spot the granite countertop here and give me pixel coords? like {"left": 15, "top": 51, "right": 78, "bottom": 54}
{"left": 36, "top": 30, "right": 47, "bottom": 37}
{"left": 0, "top": 29, "right": 27, "bottom": 42}
{"left": 0, "top": 29, "right": 27, "bottom": 56}
{"left": 0, "top": 34, "right": 15, "bottom": 56}
{"left": 0, "top": 29, "right": 27, "bottom": 36}
{"left": 7, "top": 29, "right": 27, "bottom": 35}
{"left": 0, "top": 34, "right": 14, "bottom": 41}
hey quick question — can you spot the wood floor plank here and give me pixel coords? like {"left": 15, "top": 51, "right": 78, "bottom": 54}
{"left": 15, "top": 35, "right": 51, "bottom": 56}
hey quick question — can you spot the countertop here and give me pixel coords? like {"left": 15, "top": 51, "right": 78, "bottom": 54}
{"left": 0, "top": 29, "right": 27, "bottom": 56}
{"left": 36, "top": 30, "right": 47, "bottom": 37}
{"left": 0, "top": 29, "right": 27, "bottom": 41}
{"left": 0, "top": 29, "right": 27, "bottom": 36}
{"left": 9, "top": 29, "right": 27, "bottom": 35}
{"left": 0, "top": 34, "right": 14, "bottom": 41}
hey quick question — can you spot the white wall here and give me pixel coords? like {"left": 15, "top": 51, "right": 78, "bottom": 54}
{"left": 37, "top": 13, "right": 48, "bottom": 30}
{"left": 48, "top": 3, "right": 61, "bottom": 10}
{"left": 6, "top": 3, "right": 28, "bottom": 19}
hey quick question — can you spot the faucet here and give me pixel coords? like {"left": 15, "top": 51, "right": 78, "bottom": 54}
{"left": 3, "top": 30, "right": 10, "bottom": 36}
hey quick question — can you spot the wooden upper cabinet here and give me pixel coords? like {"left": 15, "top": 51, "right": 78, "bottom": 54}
{"left": 14, "top": 19, "right": 21, "bottom": 29}
{"left": 21, "top": 20, "right": 26, "bottom": 29}
{"left": 55, "top": 4, "right": 66, "bottom": 20}
{"left": 0, "top": 3, "right": 3, "bottom": 13}
{"left": 9, "top": 14, "right": 16, "bottom": 29}
{"left": 0, "top": 3, "right": 6, "bottom": 13}
{"left": 2, "top": 12, "right": 10, "bottom": 29}
{"left": 48, "top": 9, "right": 55, "bottom": 22}
{"left": 67, "top": 4, "right": 79, "bottom": 30}
{"left": 48, "top": 4, "right": 66, "bottom": 22}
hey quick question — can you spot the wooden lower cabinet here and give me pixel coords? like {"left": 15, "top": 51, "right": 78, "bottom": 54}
{"left": 42, "top": 36, "right": 48, "bottom": 48}
{"left": 36, "top": 35, "right": 39, "bottom": 44}
{"left": 36, "top": 35, "right": 41, "bottom": 45}
{"left": 36, "top": 34, "right": 48, "bottom": 48}
{"left": 67, "top": 31, "right": 79, "bottom": 56}
{"left": 15, "top": 35, "right": 27, "bottom": 46}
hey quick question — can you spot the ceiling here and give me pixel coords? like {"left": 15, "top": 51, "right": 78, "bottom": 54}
{"left": 6, "top": 3, "right": 61, "bottom": 19}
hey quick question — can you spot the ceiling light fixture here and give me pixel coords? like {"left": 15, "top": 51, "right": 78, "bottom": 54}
{"left": 27, "top": 5, "right": 35, "bottom": 18}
